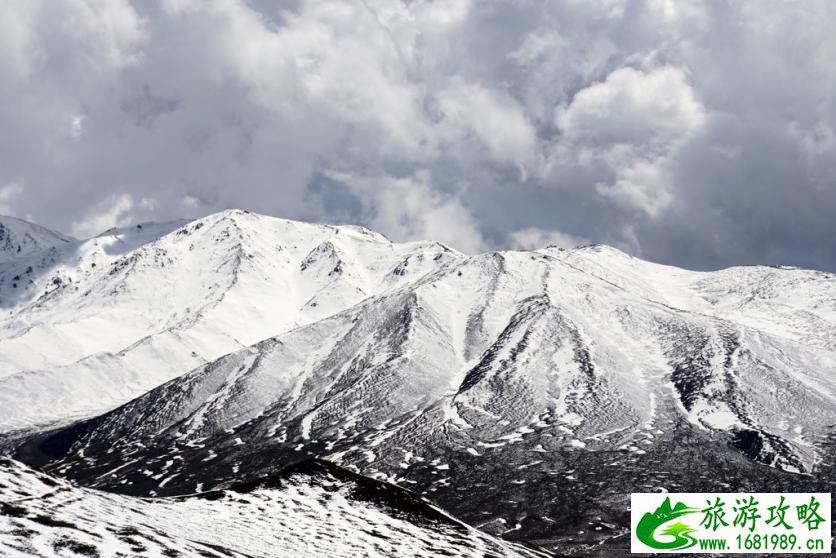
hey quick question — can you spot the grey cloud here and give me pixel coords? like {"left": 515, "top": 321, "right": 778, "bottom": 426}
{"left": 0, "top": 0, "right": 834, "bottom": 270}
{"left": 120, "top": 85, "right": 180, "bottom": 129}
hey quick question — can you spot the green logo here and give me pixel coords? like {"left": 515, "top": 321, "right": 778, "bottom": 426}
{"left": 636, "top": 497, "right": 701, "bottom": 550}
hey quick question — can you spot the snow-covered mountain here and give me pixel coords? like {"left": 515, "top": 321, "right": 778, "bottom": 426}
{"left": 0, "top": 456, "right": 543, "bottom": 558}
{"left": 0, "top": 216, "right": 72, "bottom": 264}
{"left": 0, "top": 210, "right": 454, "bottom": 431}
{"left": 2, "top": 210, "right": 835, "bottom": 553}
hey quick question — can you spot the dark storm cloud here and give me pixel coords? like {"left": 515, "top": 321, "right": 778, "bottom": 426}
{"left": 0, "top": 0, "right": 834, "bottom": 269}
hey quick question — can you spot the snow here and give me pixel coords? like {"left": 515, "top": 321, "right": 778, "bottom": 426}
{"left": 0, "top": 457, "right": 543, "bottom": 558}
{"left": 0, "top": 215, "right": 73, "bottom": 264}
{"left": 0, "top": 210, "right": 462, "bottom": 432}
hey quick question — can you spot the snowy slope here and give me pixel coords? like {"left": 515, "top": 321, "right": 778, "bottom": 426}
{"left": 0, "top": 210, "right": 456, "bottom": 430}
{"left": 0, "top": 457, "right": 543, "bottom": 558}
{"left": 0, "top": 216, "right": 73, "bottom": 265}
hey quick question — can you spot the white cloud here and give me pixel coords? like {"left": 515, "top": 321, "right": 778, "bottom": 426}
{"left": 552, "top": 66, "right": 705, "bottom": 217}
{"left": 0, "top": 3, "right": 44, "bottom": 81}
{"left": 193, "top": 0, "right": 434, "bottom": 159}
{"left": 645, "top": 0, "right": 708, "bottom": 31}
{"left": 69, "top": 113, "right": 85, "bottom": 139}
{"left": 70, "top": 193, "right": 134, "bottom": 238}
{"left": 61, "top": 0, "right": 146, "bottom": 69}
{"left": 556, "top": 66, "right": 705, "bottom": 149}
{"left": 436, "top": 79, "right": 538, "bottom": 169}
{"left": 411, "top": 0, "right": 472, "bottom": 27}
{"left": 595, "top": 158, "right": 673, "bottom": 218}
{"left": 0, "top": 183, "right": 23, "bottom": 214}
{"left": 327, "top": 170, "right": 485, "bottom": 254}
{"left": 565, "top": 0, "right": 627, "bottom": 21}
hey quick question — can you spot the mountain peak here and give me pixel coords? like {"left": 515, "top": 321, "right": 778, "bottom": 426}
{"left": 572, "top": 243, "right": 631, "bottom": 257}
{"left": 0, "top": 215, "right": 73, "bottom": 264}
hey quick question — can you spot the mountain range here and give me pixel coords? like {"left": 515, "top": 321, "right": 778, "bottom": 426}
{"left": 1, "top": 210, "right": 834, "bottom": 555}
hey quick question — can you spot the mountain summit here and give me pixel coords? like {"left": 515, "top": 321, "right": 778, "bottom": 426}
{"left": 0, "top": 215, "right": 72, "bottom": 264}
{"left": 0, "top": 210, "right": 455, "bottom": 430}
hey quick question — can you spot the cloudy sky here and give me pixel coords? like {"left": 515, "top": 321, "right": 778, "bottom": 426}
{"left": 1, "top": 0, "right": 834, "bottom": 270}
